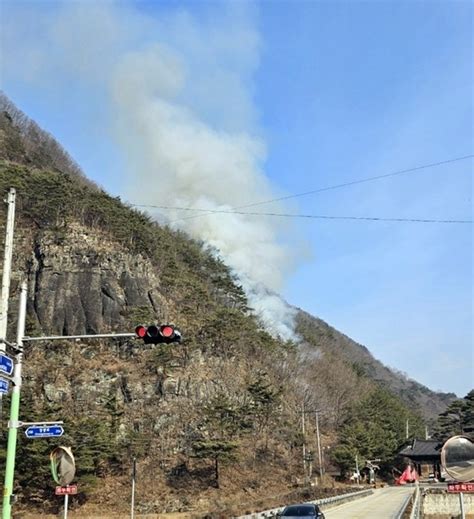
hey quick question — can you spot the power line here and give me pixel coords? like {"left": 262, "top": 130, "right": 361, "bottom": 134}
{"left": 131, "top": 208, "right": 472, "bottom": 224}
{"left": 130, "top": 154, "right": 473, "bottom": 223}
{"left": 220, "top": 212, "right": 472, "bottom": 224}
{"left": 229, "top": 154, "right": 474, "bottom": 209}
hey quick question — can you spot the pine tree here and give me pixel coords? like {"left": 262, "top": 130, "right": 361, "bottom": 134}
{"left": 247, "top": 371, "right": 282, "bottom": 451}
{"left": 434, "top": 390, "right": 474, "bottom": 440}
{"left": 191, "top": 392, "right": 249, "bottom": 488}
{"left": 464, "top": 390, "right": 474, "bottom": 433}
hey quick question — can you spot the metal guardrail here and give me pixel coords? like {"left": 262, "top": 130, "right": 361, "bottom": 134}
{"left": 394, "top": 486, "right": 419, "bottom": 519}
{"left": 236, "top": 488, "right": 373, "bottom": 518}
{"left": 314, "top": 489, "right": 372, "bottom": 508}
{"left": 409, "top": 487, "right": 421, "bottom": 519}
{"left": 395, "top": 492, "right": 413, "bottom": 519}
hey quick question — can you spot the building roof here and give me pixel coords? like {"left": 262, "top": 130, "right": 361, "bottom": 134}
{"left": 399, "top": 439, "right": 442, "bottom": 460}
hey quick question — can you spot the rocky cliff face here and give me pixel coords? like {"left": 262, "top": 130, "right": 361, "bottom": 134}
{"left": 27, "top": 225, "right": 164, "bottom": 336}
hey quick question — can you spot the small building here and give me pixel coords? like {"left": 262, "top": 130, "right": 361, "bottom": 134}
{"left": 398, "top": 439, "right": 442, "bottom": 480}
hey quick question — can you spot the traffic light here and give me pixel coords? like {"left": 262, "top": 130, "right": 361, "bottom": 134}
{"left": 135, "top": 324, "right": 182, "bottom": 344}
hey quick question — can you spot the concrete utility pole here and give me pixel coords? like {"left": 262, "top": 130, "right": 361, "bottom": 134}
{"left": 0, "top": 188, "right": 16, "bottom": 345}
{"left": 131, "top": 457, "right": 136, "bottom": 519}
{"left": 0, "top": 188, "right": 16, "bottom": 421}
{"left": 302, "top": 404, "right": 307, "bottom": 480}
{"left": 2, "top": 280, "right": 26, "bottom": 519}
{"left": 315, "top": 410, "right": 323, "bottom": 480}
{"left": 355, "top": 454, "right": 360, "bottom": 485}
{"left": 406, "top": 418, "right": 409, "bottom": 439}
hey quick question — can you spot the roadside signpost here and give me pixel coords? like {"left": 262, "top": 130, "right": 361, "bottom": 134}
{"left": 0, "top": 353, "right": 13, "bottom": 376}
{"left": 0, "top": 377, "right": 9, "bottom": 394}
{"left": 55, "top": 485, "right": 78, "bottom": 496}
{"left": 55, "top": 484, "right": 76, "bottom": 518}
{"left": 51, "top": 447, "right": 76, "bottom": 519}
{"left": 441, "top": 435, "right": 474, "bottom": 519}
{"left": 25, "top": 425, "right": 64, "bottom": 439}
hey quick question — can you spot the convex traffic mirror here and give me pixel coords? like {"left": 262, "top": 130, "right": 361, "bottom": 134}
{"left": 50, "top": 446, "right": 76, "bottom": 486}
{"left": 441, "top": 435, "right": 474, "bottom": 483}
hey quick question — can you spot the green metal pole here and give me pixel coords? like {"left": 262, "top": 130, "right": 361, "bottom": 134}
{"left": 2, "top": 281, "right": 26, "bottom": 519}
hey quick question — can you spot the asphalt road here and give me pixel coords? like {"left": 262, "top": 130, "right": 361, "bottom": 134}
{"left": 324, "top": 487, "right": 414, "bottom": 519}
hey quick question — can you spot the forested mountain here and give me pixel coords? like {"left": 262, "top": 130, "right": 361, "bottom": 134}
{"left": 296, "top": 312, "right": 455, "bottom": 419}
{"left": 0, "top": 94, "right": 455, "bottom": 515}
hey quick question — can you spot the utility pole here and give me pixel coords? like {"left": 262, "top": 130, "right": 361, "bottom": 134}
{"left": 301, "top": 404, "right": 307, "bottom": 480}
{"left": 0, "top": 188, "right": 16, "bottom": 344}
{"left": 131, "top": 457, "right": 136, "bottom": 519}
{"left": 2, "top": 280, "right": 26, "bottom": 519}
{"left": 315, "top": 410, "right": 323, "bottom": 480}
{"left": 355, "top": 454, "right": 360, "bottom": 485}
{"left": 0, "top": 188, "right": 16, "bottom": 421}
{"left": 406, "top": 418, "right": 409, "bottom": 439}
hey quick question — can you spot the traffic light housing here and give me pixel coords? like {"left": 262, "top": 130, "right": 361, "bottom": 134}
{"left": 135, "top": 324, "right": 182, "bottom": 344}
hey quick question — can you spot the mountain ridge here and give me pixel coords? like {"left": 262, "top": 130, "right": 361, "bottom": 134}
{"left": 295, "top": 310, "right": 455, "bottom": 418}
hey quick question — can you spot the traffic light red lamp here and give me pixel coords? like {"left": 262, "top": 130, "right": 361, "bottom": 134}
{"left": 134, "top": 324, "right": 182, "bottom": 344}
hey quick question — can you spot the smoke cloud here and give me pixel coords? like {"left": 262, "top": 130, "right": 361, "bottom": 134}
{"left": 1, "top": 1, "right": 299, "bottom": 339}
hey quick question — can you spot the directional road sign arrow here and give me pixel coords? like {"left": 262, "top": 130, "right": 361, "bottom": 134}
{"left": 25, "top": 425, "right": 64, "bottom": 439}
{"left": 0, "top": 353, "right": 13, "bottom": 376}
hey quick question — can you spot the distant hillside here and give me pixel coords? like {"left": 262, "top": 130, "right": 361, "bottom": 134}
{"left": 0, "top": 94, "right": 453, "bottom": 514}
{"left": 296, "top": 311, "right": 456, "bottom": 419}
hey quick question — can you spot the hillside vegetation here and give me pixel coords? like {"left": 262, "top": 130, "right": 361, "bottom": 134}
{"left": 0, "top": 95, "right": 453, "bottom": 515}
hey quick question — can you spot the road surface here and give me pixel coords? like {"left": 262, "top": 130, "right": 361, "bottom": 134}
{"left": 324, "top": 486, "right": 414, "bottom": 519}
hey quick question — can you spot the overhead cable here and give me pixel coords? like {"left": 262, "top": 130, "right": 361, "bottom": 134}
{"left": 130, "top": 154, "right": 473, "bottom": 224}
{"left": 129, "top": 206, "right": 472, "bottom": 224}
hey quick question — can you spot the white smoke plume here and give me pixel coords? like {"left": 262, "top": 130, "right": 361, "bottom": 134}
{"left": 1, "top": 2, "right": 299, "bottom": 340}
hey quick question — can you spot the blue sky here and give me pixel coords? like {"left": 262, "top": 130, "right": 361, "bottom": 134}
{"left": 0, "top": 0, "right": 472, "bottom": 396}
{"left": 255, "top": 1, "right": 473, "bottom": 396}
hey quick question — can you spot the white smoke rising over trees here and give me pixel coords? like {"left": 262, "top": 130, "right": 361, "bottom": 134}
{"left": 1, "top": 1, "right": 300, "bottom": 339}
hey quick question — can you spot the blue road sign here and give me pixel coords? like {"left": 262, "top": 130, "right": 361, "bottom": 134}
{"left": 25, "top": 425, "right": 64, "bottom": 439}
{"left": 0, "top": 354, "right": 13, "bottom": 376}
{"left": 0, "top": 378, "right": 9, "bottom": 394}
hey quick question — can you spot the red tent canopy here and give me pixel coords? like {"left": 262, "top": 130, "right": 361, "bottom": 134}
{"left": 396, "top": 465, "right": 418, "bottom": 485}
